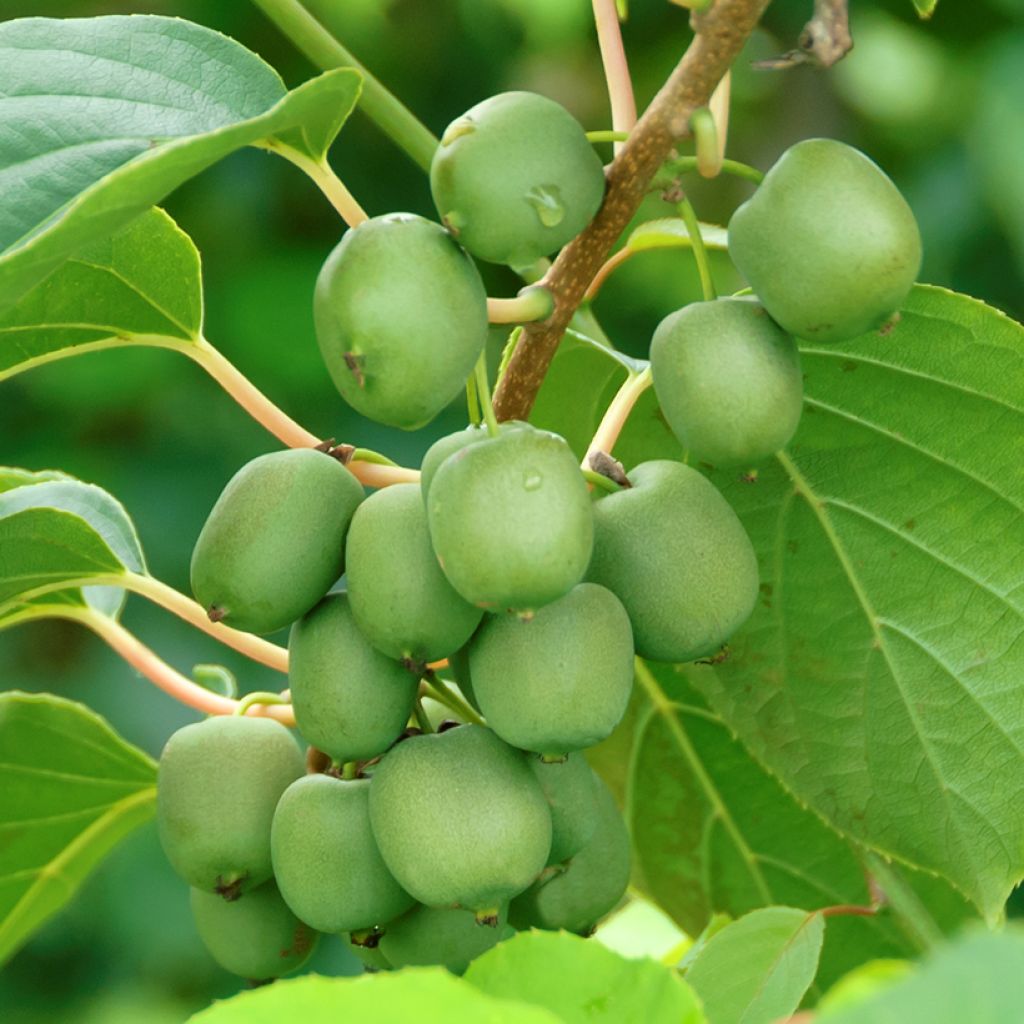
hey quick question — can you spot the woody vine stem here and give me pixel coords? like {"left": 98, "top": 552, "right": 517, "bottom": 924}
{"left": 492, "top": 0, "right": 773, "bottom": 421}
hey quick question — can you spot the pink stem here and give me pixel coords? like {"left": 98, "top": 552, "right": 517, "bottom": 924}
{"left": 592, "top": 0, "right": 638, "bottom": 154}
{"left": 75, "top": 607, "right": 296, "bottom": 725}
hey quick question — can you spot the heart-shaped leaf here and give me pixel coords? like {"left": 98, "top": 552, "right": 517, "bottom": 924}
{"left": 696, "top": 285, "right": 1024, "bottom": 920}
{"left": 0, "top": 15, "right": 361, "bottom": 309}
{"left": 0, "top": 691, "right": 156, "bottom": 966}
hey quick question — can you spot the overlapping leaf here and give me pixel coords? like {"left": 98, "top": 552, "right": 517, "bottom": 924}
{"left": 621, "top": 662, "right": 925, "bottom": 986}
{"left": 465, "top": 931, "right": 704, "bottom": 1024}
{"left": 0, "top": 15, "right": 360, "bottom": 308}
{"left": 0, "top": 207, "right": 201, "bottom": 380}
{"left": 0, "top": 692, "right": 156, "bottom": 966}
{"left": 0, "top": 468, "right": 144, "bottom": 619}
{"left": 189, "top": 970, "right": 562, "bottom": 1024}
{"left": 684, "top": 906, "right": 824, "bottom": 1024}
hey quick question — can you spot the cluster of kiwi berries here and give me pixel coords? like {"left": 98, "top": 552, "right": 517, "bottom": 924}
{"left": 157, "top": 92, "right": 922, "bottom": 984}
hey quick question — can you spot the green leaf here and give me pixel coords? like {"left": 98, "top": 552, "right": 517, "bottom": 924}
{"left": 624, "top": 218, "right": 729, "bottom": 254}
{"left": 465, "top": 930, "right": 704, "bottom": 1024}
{"left": 0, "top": 15, "right": 361, "bottom": 309}
{"left": 696, "top": 285, "right": 1024, "bottom": 921}
{"left": 912, "top": 0, "right": 938, "bottom": 18}
{"left": 817, "top": 928, "right": 1024, "bottom": 1022}
{"left": 0, "top": 207, "right": 201, "bottom": 381}
{"left": 189, "top": 970, "right": 562, "bottom": 1024}
{"left": 0, "top": 469, "right": 145, "bottom": 618}
{"left": 628, "top": 661, "right": 916, "bottom": 987}
{"left": 684, "top": 907, "right": 824, "bottom": 1024}
{"left": 0, "top": 691, "right": 156, "bottom": 966}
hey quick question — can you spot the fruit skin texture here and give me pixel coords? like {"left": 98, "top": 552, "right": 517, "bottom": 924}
{"left": 468, "top": 583, "right": 634, "bottom": 756}
{"left": 346, "top": 483, "right": 483, "bottom": 662}
{"left": 380, "top": 904, "right": 513, "bottom": 975}
{"left": 510, "top": 776, "right": 630, "bottom": 935}
{"left": 427, "top": 426, "right": 594, "bottom": 612}
{"left": 728, "top": 138, "right": 922, "bottom": 343}
{"left": 289, "top": 593, "right": 418, "bottom": 763}
{"left": 369, "top": 725, "right": 552, "bottom": 914}
{"left": 157, "top": 716, "right": 304, "bottom": 896}
{"left": 430, "top": 91, "right": 606, "bottom": 267}
{"left": 651, "top": 296, "right": 803, "bottom": 465}
{"left": 190, "top": 448, "right": 363, "bottom": 635}
{"left": 419, "top": 421, "right": 526, "bottom": 503}
{"left": 587, "top": 461, "right": 759, "bottom": 662}
{"left": 190, "top": 881, "right": 318, "bottom": 979}
{"left": 271, "top": 774, "right": 415, "bottom": 934}
{"left": 530, "top": 753, "right": 599, "bottom": 866}
{"left": 313, "top": 213, "right": 488, "bottom": 429}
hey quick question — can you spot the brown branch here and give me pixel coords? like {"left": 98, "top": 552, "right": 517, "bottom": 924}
{"left": 492, "top": 0, "right": 773, "bottom": 422}
{"left": 752, "top": 0, "right": 852, "bottom": 70}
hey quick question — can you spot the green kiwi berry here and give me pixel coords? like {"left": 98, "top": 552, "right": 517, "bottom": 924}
{"left": 271, "top": 774, "right": 415, "bottom": 934}
{"left": 510, "top": 777, "right": 629, "bottom": 934}
{"left": 427, "top": 425, "right": 593, "bottom": 613}
{"left": 431, "top": 91, "right": 606, "bottom": 267}
{"left": 190, "top": 880, "right": 318, "bottom": 980}
{"left": 468, "top": 583, "right": 634, "bottom": 757}
{"left": 728, "top": 138, "right": 921, "bottom": 343}
{"left": 157, "top": 715, "right": 303, "bottom": 896}
{"left": 380, "top": 904, "right": 513, "bottom": 975}
{"left": 587, "top": 461, "right": 759, "bottom": 662}
{"left": 313, "top": 213, "right": 488, "bottom": 429}
{"left": 530, "top": 753, "right": 599, "bottom": 866}
{"left": 346, "top": 483, "right": 482, "bottom": 663}
{"left": 651, "top": 296, "right": 803, "bottom": 464}
{"left": 369, "top": 725, "right": 552, "bottom": 917}
{"left": 419, "top": 421, "right": 527, "bottom": 503}
{"left": 288, "top": 593, "right": 419, "bottom": 764}
{"left": 190, "top": 448, "right": 363, "bottom": 635}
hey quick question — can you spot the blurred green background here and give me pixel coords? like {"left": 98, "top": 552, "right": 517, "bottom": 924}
{"left": 1, "top": 0, "right": 1021, "bottom": 1019}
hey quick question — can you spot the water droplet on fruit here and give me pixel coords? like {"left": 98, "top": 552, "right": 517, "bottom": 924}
{"left": 523, "top": 472, "right": 542, "bottom": 491}
{"left": 526, "top": 186, "right": 565, "bottom": 227}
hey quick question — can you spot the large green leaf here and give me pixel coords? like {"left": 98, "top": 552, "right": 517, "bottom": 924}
{"left": 684, "top": 906, "right": 824, "bottom": 1024}
{"left": 0, "top": 692, "right": 156, "bottom": 966}
{"left": 817, "top": 928, "right": 1024, "bottom": 1022}
{"left": 0, "top": 207, "right": 201, "bottom": 380}
{"left": 627, "top": 661, "right": 923, "bottom": 986}
{"left": 465, "top": 930, "right": 703, "bottom": 1024}
{"left": 0, "top": 469, "right": 144, "bottom": 618}
{"left": 0, "top": 15, "right": 361, "bottom": 309}
{"left": 696, "top": 286, "right": 1024, "bottom": 920}
{"left": 189, "top": 970, "right": 561, "bottom": 1024}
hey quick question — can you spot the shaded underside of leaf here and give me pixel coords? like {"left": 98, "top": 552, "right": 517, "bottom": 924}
{"left": 0, "top": 207, "right": 202, "bottom": 380}
{"left": 0, "top": 691, "right": 156, "bottom": 965}
{"left": 697, "top": 285, "right": 1024, "bottom": 920}
{"left": 0, "top": 472, "right": 146, "bottom": 619}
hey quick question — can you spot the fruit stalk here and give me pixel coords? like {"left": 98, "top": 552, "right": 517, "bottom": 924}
{"left": 61, "top": 605, "right": 297, "bottom": 724}
{"left": 591, "top": 0, "right": 637, "bottom": 156}
{"left": 584, "top": 366, "right": 652, "bottom": 465}
{"left": 187, "top": 339, "right": 419, "bottom": 487}
{"left": 492, "top": 0, "right": 773, "bottom": 421}
{"left": 270, "top": 145, "right": 369, "bottom": 228}
{"left": 251, "top": 0, "right": 439, "bottom": 171}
